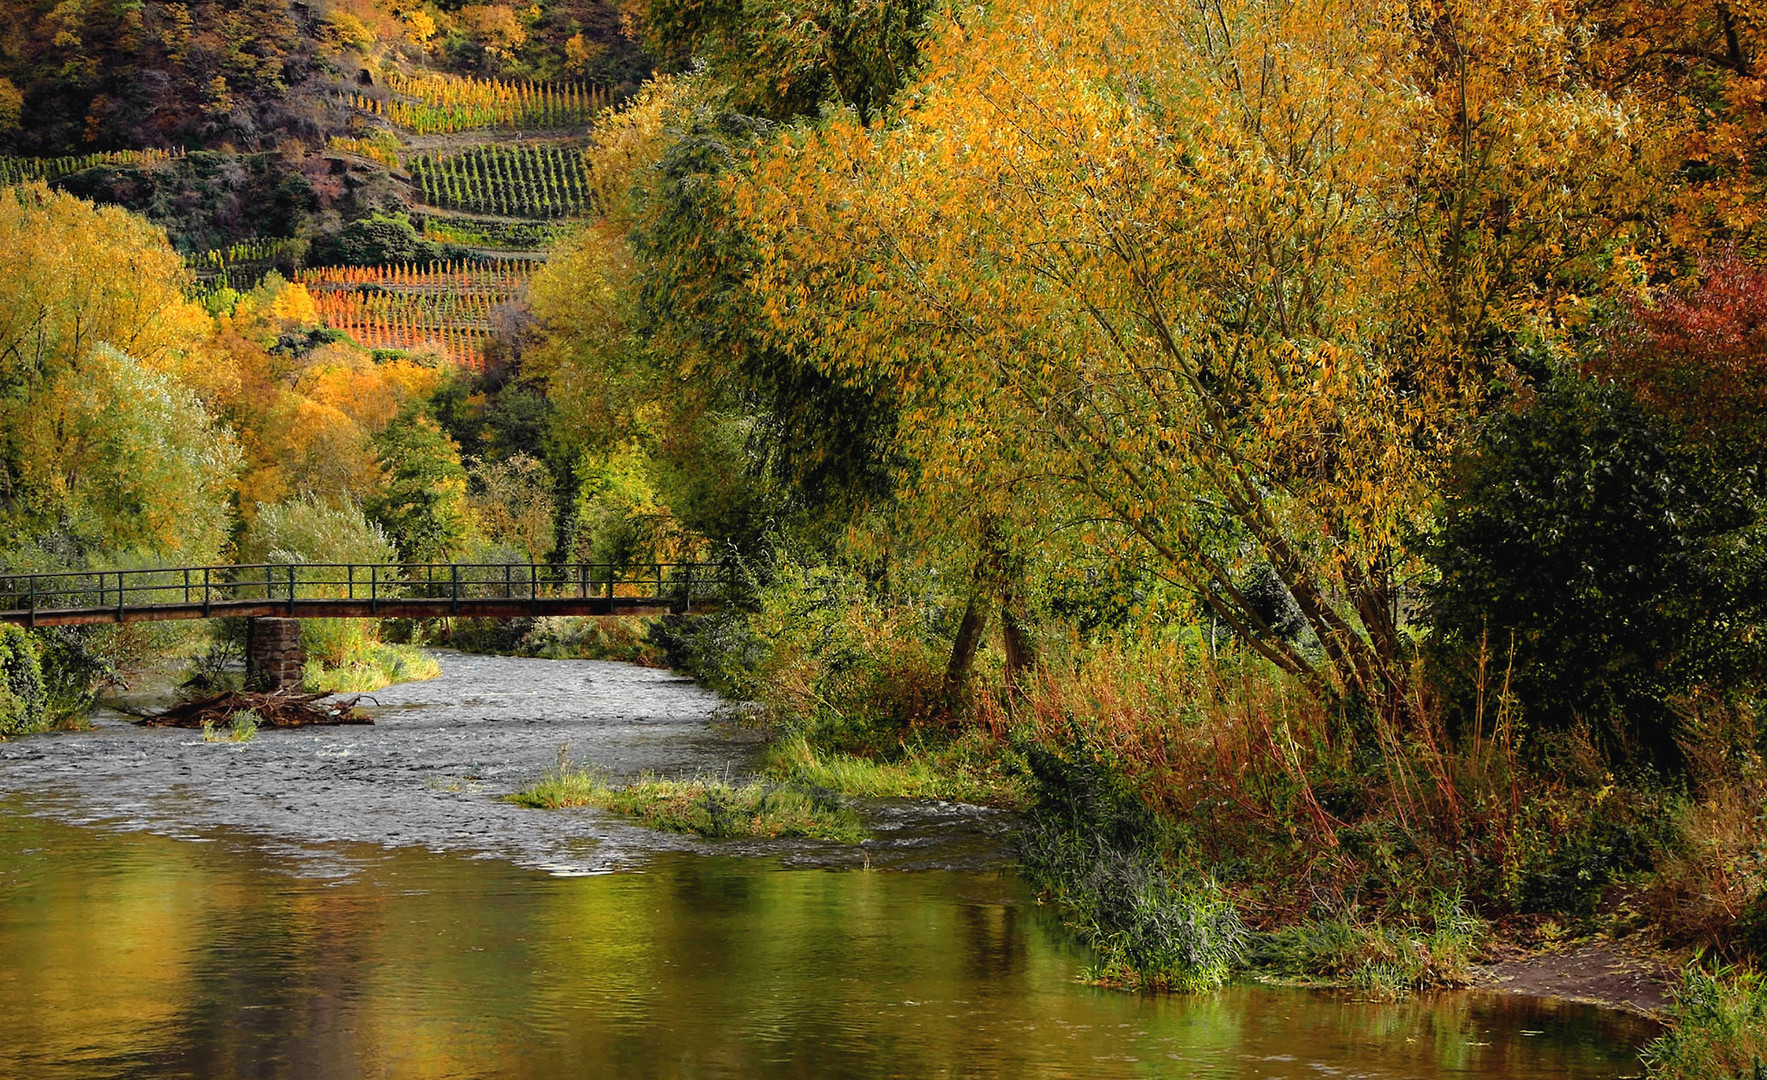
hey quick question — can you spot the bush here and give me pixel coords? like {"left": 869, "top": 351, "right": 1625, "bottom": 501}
{"left": 0, "top": 625, "right": 45, "bottom": 736}
{"left": 309, "top": 214, "right": 445, "bottom": 267}
{"left": 1428, "top": 376, "right": 1767, "bottom": 768}
{"left": 1017, "top": 742, "right": 1247, "bottom": 991}
{"left": 1645, "top": 965, "right": 1767, "bottom": 1080}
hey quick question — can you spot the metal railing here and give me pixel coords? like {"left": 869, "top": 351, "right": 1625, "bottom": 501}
{"left": 0, "top": 562, "right": 735, "bottom": 626}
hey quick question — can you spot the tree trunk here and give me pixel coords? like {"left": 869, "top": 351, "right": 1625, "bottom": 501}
{"left": 1000, "top": 580, "right": 1035, "bottom": 692}
{"left": 943, "top": 586, "right": 991, "bottom": 699}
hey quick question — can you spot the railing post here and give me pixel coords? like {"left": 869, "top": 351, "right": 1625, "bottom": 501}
{"left": 265, "top": 564, "right": 273, "bottom": 605}
{"left": 202, "top": 567, "right": 211, "bottom": 617}
{"left": 530, "top": 562, "right": 538, "bottom": 614}
{"left": 605, "top": 565, "right": 614, "bottom": 602}
{"left": 287, "top": 564, "right": 297, "bottom": 615}
{"left": 184, "top": 568, "right": 191, "bottom": 605}
{"left": 370, "top": 563, "right": 378, "bottom": 615}
{"left": 451, "top": 564, "right": 460, "bottom": 615}
{"left": 27, "top": 575, "right": 36, "bottom": 628}
{"left": 578, "top": 562, "right": 587, "bottom": 599}
{"left": 347, "top": 564, "right": 355, "bottom": 601}
{"left": 116, "top": 571, "right": 124, "bottom": 622}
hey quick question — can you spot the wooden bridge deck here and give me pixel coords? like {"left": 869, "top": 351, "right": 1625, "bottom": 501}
{"left": 0, "top": 562, "right": 731, "bottom": 627}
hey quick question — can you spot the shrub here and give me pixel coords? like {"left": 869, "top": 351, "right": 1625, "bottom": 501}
{"left": 1645, "top": 965, "right": 1767, "bottom": 1080}
{"left": 1017, "top": 742, "right": 1246, "bottom": 991}
{"left": 0, "top": 625, "right": 45, "bottom": 736}
{"left": 1428, "top": 375, "right": 1767, "bottom": 768}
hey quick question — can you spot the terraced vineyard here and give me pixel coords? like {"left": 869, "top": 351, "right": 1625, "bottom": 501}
{"left": 298, "top": 261, "right": 530, "bottom": 369}
{"left": 186, "top": 237, "right": 309, "bottom": 281}
{"left": 352, "top": 73, "right": 610, "bottom": 135}
{"left": 423, "top": 214, "right": 570, "bottom": 250}
{"left": 408, "top": 144, "right": 593, "bottom": 218}
{"left": 0, "top": 148, "right": 184, "bottom": 185}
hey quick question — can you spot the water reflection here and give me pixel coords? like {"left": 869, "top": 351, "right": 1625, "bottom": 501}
{"left": 0, "top": 811, "right": 1654, "bottom": 1079}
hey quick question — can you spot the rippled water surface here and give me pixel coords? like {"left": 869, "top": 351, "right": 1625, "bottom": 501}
{"left": 0, "top": 653, "right": 1658, "bottom": 1078}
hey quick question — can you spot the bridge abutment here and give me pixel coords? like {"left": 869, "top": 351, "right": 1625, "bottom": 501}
{"left": 247, "top": 618, "right": 305, "bottom": 692}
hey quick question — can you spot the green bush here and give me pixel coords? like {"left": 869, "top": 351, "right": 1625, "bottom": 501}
{"left": 1645, "top": 965, "right": 1767, "bottom": 1079}
{"left": 0, "top": 624, "right": 46, "bottom": 736}
{"left": 1017, "top": 742, "right": 1246, "bottom": 991}
{"left": 1428, "top": 376, "right": 1767, "bottom": 768}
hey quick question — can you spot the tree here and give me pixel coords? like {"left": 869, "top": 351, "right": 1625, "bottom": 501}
{"left": 732, "top": 0, "right": 1659, "bottom": 716}
{"left": 23, "top": 345, "right": 242, "bottom": 559}
{"left": 1593, "top": 250, "right": 1767, "bottom": 450}
{"left": 367, "top": 413, "right": 471, "bottom": 563}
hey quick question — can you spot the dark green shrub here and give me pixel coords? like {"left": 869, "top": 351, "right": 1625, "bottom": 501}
{"left": 1428, "top": 376, "right": 1767, "bottom": 768}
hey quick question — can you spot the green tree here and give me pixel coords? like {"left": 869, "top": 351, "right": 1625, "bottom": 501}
{"left": 367, "top": 413, "right": 471, "bottom": 563}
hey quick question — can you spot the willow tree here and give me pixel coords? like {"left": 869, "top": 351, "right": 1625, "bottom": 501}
{"left": 733, "top": 0, "right": 1661, "bottom": 717}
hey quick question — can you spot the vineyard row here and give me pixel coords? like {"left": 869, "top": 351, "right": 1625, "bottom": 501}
{"left": 408, "top": 145, "right": 593, "bottom": 219}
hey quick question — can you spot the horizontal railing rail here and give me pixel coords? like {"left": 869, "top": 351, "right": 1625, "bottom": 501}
{"left": 0, "top": 561, "right": 736, "bottom": 626}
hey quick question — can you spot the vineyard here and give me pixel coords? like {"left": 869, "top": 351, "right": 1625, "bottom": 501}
{"left": 186, "top": 237, "right": 310, "bottom": 280}
{"left": 350, "top": 73, "right": 610, "bottom": 135}
{"left": 0, "top": 148, "right": 185, "bottom": 185}
{"left": 297, "top": 261, "right": 531, "bottom": 369}
{"left": 423, "top": 214, "right": 568, "bottom": 251}
{"left": 408, "top": 145, "right": 593, "bottom": 218}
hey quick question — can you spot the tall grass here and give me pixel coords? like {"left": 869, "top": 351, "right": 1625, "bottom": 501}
{"left": 1645, "top": 965, "right": 1767, "bottom": 1079}
{"left": 510, "top": 755, "right": 866, "bottom": 843}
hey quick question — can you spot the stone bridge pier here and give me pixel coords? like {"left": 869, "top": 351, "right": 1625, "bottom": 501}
{"left": 247, "top": 617, "right": 305, "bottom": 692}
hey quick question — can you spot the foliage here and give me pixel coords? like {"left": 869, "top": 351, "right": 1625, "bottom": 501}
{"left": 1595, "top": 251, "right": 1767, "bottom": 451}
{"left": 32, "top": 626, "right": 118, "bottom": 725}
{"left": 469, "top": 453, "right": 556, "bottom": 561}
{"left": 1428, "top": 376, "right": 1767, "bottom": 766}
{"left": 1253, "top": 894, "right": 1485, "bottom": 997}
{"left": 1017, "top": 742, "right": 1247, "bottom": 991}
{"left": 631, "top": 0, "right": 933, "bottom": 118}
{"left": 0, "top": 624, "right": 46, "bottom": 737}
{"left": 366, "top": 411, "right": 472, "bottom": 562}
{"left": 761, "top": 731, "right": 1025, "bottom": 806}
{"left": 1645, "top": 965, "right": 1767, "bottom": 1080}
{"left": 241, "top": 495, "right": 396, "bottom": 566}
{"left": 302, "top": 639, "right": 440, "bottom": 692}
{"left": 309, "top": 214, "right": 446, "bottom": 268}
{"left": 510, "top": 756, "right": 867, "bottom": 843}
{"left": 19, "top": 345, "right": 242, "bottom": 560}
{"left": 732, "top": 0, "right": 1660, "bottom": 721}
{"left": 360, "top": 73, "right": 610, "bottom": 134}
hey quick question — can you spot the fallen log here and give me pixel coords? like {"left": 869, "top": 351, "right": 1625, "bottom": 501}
{"left": 139, "top": 689, "right": 371, "bottom": 729}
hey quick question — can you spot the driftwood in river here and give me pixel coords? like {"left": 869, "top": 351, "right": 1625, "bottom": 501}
{"left": 139, "top": 689, "right": 371, "bottom": 729}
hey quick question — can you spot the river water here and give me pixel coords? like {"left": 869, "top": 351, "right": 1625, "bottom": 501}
{"left": 0, "top": 652, "right": 1658, "bottom": 1078}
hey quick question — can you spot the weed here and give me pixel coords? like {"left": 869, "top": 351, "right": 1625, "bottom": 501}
{"left": 760, "top": 731, "right": 1026, "bottom": 806}
{"left": 1644, "top": 963, "right": 1767, "bottom": 1079}
{"left": 201, "top": 708, "right": 260, "bottom": 743}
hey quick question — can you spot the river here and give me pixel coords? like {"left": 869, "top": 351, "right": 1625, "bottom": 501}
{"left": 0, "top": 651, "right": 1659, "bottom": 1078}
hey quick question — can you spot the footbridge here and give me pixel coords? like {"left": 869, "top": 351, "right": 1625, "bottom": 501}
{"left": 0, "top": 562, "right": 733, "bottom": 688}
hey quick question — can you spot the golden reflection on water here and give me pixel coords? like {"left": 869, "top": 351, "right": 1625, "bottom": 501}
{"left": 0, "top": 810, "right": 1655, "bottom": 1079}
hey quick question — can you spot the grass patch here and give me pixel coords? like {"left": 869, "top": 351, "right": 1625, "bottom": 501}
{"left": 304, "top": 642, "right": 441, "bottom": 692}
{"left": 510, "top": 755, "right": 867, "bottom": 843}
{"left": 200, "top": 708, "right": 260, "bottom": 743}
{"left": 1646, "top": 964, "right": 1767, "bottom": 1079}
{"left": 1249, "top": 894, "right": 1485, "bottom": 997}
{"left": 759, "top": 732, "right": 1027, "bottom": 806}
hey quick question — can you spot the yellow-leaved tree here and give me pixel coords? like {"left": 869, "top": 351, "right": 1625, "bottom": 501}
{"left": 0, "top": 183, "right": 239, "bottom": 560}
{"left": 732, "top": 0, "right": 1662, "bottom": 717}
